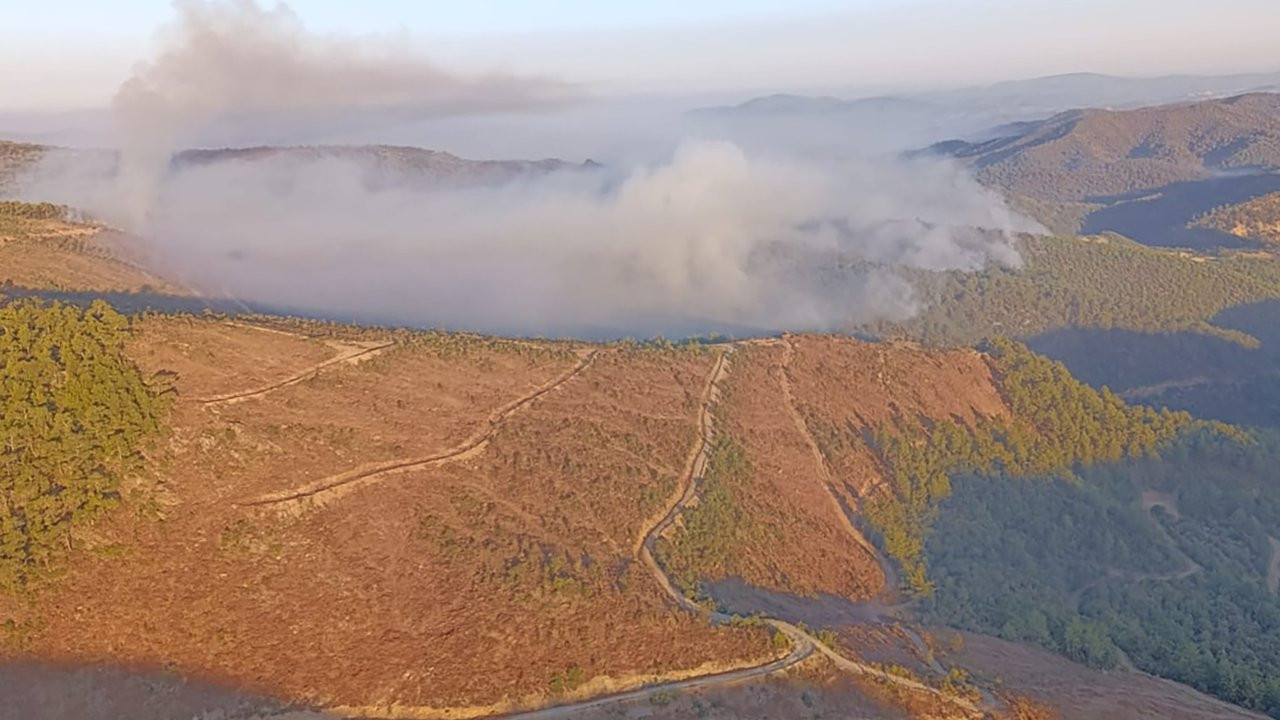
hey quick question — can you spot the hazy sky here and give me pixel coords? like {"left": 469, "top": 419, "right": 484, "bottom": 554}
{"left": 2, "top": 0, "right": 1278, "bottom": 109}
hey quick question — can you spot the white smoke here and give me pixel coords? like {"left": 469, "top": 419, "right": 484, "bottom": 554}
{"left": 110, "top": 0, "right": 571, "bottom": 223}
{"left": 8, "top": 0, "right": 1041, "bottom": 339}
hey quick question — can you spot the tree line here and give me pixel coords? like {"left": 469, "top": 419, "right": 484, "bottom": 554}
{"left": 0, "top": 299, "right": 168, "bottom": 593}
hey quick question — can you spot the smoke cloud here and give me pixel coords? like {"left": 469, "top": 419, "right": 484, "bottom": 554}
{"left": 111, "top": 0, "right": 571, "bottom": 222}
{"left": 9, "top": 1, "right": 1041, "bottom": 339}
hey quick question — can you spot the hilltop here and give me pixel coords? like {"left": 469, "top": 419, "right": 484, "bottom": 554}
{"left": 928, "top": 94, "right": 1280, "bottom": 237}
{"left": 1194, "top": 191, "right": 1280, "bottom": 246}
{"left": 171, "top": 144, "right": 590, "bottom": 187}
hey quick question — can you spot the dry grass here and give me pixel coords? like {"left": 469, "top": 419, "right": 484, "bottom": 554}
{"left": 11, "top": 318, "right": 773, "bottom": 710}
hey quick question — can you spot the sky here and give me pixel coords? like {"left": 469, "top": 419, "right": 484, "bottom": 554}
{"left": 1, "top": 0, "right": 1278, "bottom": 109}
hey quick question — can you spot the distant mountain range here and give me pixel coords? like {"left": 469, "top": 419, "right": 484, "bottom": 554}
{"left": 697, "top": 70, "right": 1280, "bottom": 123}
{"left": 693, "top": 71, "right": 1280, "bottom": 150}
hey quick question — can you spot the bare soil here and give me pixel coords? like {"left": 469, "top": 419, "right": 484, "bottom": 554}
{"left": 0, "top": 224, "right": 181, "bottom": 294}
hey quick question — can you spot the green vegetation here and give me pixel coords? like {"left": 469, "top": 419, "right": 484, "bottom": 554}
{"left": 0, "top": 202, "right": 65, "bottom": 221}
{"left": 1193, "top": 192, "right": 1280, "bottom": 246}
{"left": 0, "top": 200, "right": 74, "bottom": 242}
{"left": 0, "top": 299, "right": 168, "bottom": 593}
{"left": 867, "top": 234, "right": 1280, "bottom": 347}
{"left": 865, "top": 339, "right": 1199, "bottom": 594}
{"left": 655, "top": 434, "right": 757, "bottom": 594}
{"left": 949, "top": 94, "right": 1280, "bottom": 204}
{"left": 547, "top": 665, "right": 586, "bottom": 695}
{"left": 924, "top": 428, "right": 1280, "bottom": 717}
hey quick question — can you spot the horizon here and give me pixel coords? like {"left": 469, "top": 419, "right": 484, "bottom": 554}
{"left": 2, "top": 0, "right": 1279, "bottom": 113}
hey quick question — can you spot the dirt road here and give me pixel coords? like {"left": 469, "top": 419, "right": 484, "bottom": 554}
{"left": 237, "top": 350, "right": 598, "bottom": 512}
{"left": 218, "top": 341, "right": 979, "bottom": 718}
{"left": 199, "top": 338, "right": 395, "bottom": 406}
{"left": 777, "top": 337, "right": 905, "bottom": 602}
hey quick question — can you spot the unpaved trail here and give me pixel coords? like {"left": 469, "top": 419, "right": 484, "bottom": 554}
{"left": 1267, "top": 537, "right": 1280, "bottom": 595}
{"left": 778, "top": 337, "right": 891, "bottom": 587}
{"left": 494, "top": 645, "right": 805, "bottom": 720}
{"left": 240, "top": 343, "right": 979, "bottom": 718}
{"left": 199, "top": 339, "right": 395, "bottom": 407}
{"left": 1070, "top": 497, "right": 1203, "bottom": 610}
{"left": 624, "top": 346, "right": 981, "bottom": 718}
{"left": 1119, "top": 376, "right": 1216, "bottom": 401}
{"left": 487, "top": 347, "right": 981, "bottom": 719}
{"left": 236, "top": 350, "right": 598, "bottom": 512}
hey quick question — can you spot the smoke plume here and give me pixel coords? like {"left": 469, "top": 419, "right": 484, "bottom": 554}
{"left": 10, "top": 1, "right": 1041, "bottom": 339}
{"left": 111, "top": 0, "right": 571, "bottom": 222}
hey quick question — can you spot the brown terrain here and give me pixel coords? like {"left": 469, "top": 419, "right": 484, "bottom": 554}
{"left": 940, "top": 93, "right": 1280, "bottom": 203}
{"left": 0, "top": 207, "right": 180, "bottom": 294}
{"left": 677, "top": 336, "right": 1009, "bottom": 604}
{"left": 0, "top": 205, "right": 1260, "bottom": 720}
{"left": 2, "top": 309, "right": 1009, "bottom": 717}
{"left": 953, "top": 632, "right": 1267, "bottom": 720}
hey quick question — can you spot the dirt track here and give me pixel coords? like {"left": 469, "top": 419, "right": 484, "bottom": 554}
{"left": 199, "top": 338, "right": 395, "bottom": 406}
{"left": 236, "top": 349, "right": 599, "bottom": 512}
{"left": 778, "top": 337, "right": 898, "bottom": 596}
{"left": 212, "top": 340, "right": 980, "bottom": 718}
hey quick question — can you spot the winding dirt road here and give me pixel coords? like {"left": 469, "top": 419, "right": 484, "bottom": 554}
{"left": 550, "top": 345, "right": 980, "bottom": 718}
{"left": 236, "top": 350, "right": 598, "bottom": 512}
{"left": 1070, "top": 494, "right": 1203, "bottom": 610}
{"left": 199, "top": 338, "right": 396, "bottom": 407}
{"left": 213, "top": 340, "right": 980, "bottom": 717}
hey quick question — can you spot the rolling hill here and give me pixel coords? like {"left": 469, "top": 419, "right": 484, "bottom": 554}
{"left": 928, "top": 94, "right": 1280, "bottom": 238}
{"left": 938, "top": 93, "right": 1280, "bottom": 202}
{"left": 1194, "top": 191, "right": 1280, "bottom": 246}
{"left": 5, "top": 202, "right": 1273, "bottom": 718}
{"left": 865, "top": 233, "right": 1280, "bottom": 347}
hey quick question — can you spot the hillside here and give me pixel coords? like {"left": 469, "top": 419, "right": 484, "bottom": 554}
{"left": 0, "top": 202, "right": 183, "bottom": 294}
{"left": 171, "top": 144, "right": 589, "bottom": 187}
{"left": 1194, "top": 192, "right": 1280, "bottom": 245}
{"left": 0, "top": 140, "right": 45, "bottom": 189}
{"left": 3, "top": 248, "right": 1193, "bottom": 718}
{"left": 2, "top": 197, "right": 1276, "bottom": 718}
{"left": 3, "top": 292, "right": 1050, "bottom": 715}
{"left": 864, "top": 233, "right": 1280, "bottom": 347}
{"left": 939, "top": 93, "right": 1280, "bottom": 202}
{"left": 0, "top": 140, "right": 589, "bottom": 199}
{"left": 5, "top": 267, "right": 1267, "bottom": 718}
{"left": 930, "top": 94, "right": 1280, "bottom": 237}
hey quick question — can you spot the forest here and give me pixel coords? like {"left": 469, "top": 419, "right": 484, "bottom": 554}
{"left": 0, "top": 299, "right": 168, "bottom": 593}
{"left": 863, "top": 338, "right": 1202, "bottom": 595}
{"left": 1194, "top": 192, "right": 1280, "bottom": 246}
{"left": 866, "top": 234, "right": 1280, "bottom": 347}
{"left": 925, "top": 429, "right": 1280, "bottom": 717}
